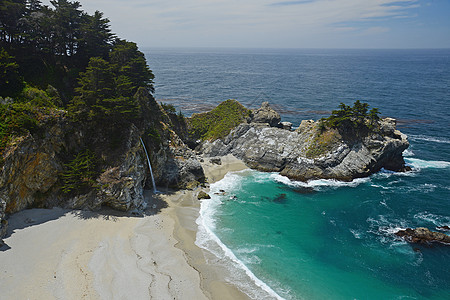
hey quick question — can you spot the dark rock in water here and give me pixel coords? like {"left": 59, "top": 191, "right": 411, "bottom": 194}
{"left": 273, "top": 193, "right": 287, "bottom": 204}
{"left": 395, "top": 227, "right": 450, "bottom": 245}
{"left": 197, "top": 191, "right": 211, "bottom": 200}
{"left": 279, "top": 185, "right": 315, "bottom": 195}
{"left": 437, "top": 225, "right": 450, "bottom": 231}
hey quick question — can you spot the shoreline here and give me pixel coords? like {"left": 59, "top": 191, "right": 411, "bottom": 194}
{"left": 0, "top": 154, "right": 255, "bottom": 299}
{"left": 168, "top": 154, "right": 253, "bottom": 299}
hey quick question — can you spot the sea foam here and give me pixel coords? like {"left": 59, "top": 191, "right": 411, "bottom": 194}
{"left": 195, "top": 171, "right": 285, "bottom": 300}
{"left": 405, "top": 158, "right": 450, "bottom": 170}
{"left": 409, "top": 134, "right": 450, "bottom": 144}
{"left": 270, "top": 173, "right": 370, "bottom": 189}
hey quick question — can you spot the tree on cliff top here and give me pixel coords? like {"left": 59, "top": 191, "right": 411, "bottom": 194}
{"left": 323, "top": 100, "right": 380, "bottom": 135}
{"left": 0, "top": 48, "right": 24, "bottom": 97}
{"left": 69, "top": 41, "right": 155, "bottom": 123}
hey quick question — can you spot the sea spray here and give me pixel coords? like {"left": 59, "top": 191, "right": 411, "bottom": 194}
{"left": 140, "top": 137, "right": 157, "bottom": 193}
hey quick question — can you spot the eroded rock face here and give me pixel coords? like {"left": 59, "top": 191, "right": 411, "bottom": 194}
{"left": 200, "top": 117, "right": 410, "bottom": 182}
{"left": 0, "top": 113, "right": 67, "bottom": 216}
{"left": 395, "top": 227, "right": 450, "bottom": 245}
{"left": 150, "top": 125, "right": 205, "bottom": 189}
{"left": 0, "top": 108, "right": 205, "bottom": 237}
{"left": 251, "top": 102, "right": 281, "bottom": 127}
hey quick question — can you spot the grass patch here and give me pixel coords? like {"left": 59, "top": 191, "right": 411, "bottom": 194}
{"left": 188, "top": 99, "right": 251, "bottom": 141}
{"left": 306, "top": 129, "right": 341, "bottom": 159}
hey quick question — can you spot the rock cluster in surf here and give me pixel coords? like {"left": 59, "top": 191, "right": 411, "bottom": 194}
{"left": 395, "top": 227, "right": 450, "bottom": 245}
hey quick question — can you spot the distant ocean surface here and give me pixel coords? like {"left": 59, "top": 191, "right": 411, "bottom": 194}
{"left": 144, "top": 48, "right": 450, "bottom": 299}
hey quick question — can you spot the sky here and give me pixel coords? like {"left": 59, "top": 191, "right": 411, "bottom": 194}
{"left": 44, "top": 0, "right": 450, "bottom": 48}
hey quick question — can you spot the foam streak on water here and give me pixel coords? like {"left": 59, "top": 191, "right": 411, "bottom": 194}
{"left": 196, "top": 172, "right": 284, "bottom": 300}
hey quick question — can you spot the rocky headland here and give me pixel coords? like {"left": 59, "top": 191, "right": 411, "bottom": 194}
{"left": 200, "top": 101, "right": 410, "bottom": 182}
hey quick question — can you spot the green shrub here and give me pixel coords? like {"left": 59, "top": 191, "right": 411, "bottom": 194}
{"left": 61, "top": 150, "right": 99, "bottom": 194}
{"left": 306, "top": 129, "right": 341, "bottom": 158}
{"left": 146, "top": 126, "right": 161, "bottom": 145}
{"left": 160, "top": 102, "right": 176, "bottom": 114}
{"left": 188, "top": 99, "right": 251, "bottom": 141}
{"left": 21, "top": 85, "right": 59, "bottom": 108}
{"left": 0, "top": 102, "right": 40, "bottom": 157}
{"left": 324, "top": 100, "right": 380, "bottom": 134}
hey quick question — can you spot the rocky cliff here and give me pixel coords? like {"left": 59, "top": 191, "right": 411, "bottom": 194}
{"left": 200, "top": 102, "right": 410, "bottom": 182}
{"left": 0, "top": 97, "right": 204, "bottom": 239}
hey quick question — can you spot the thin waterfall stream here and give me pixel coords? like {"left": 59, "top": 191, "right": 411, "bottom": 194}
{"left": 140, "top": 137, "right": 157, "bottom": 193}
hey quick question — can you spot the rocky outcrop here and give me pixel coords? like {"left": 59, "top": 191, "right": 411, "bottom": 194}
{"left": 150, "top": 125, "right": 205, "bottom": 189}
{"left": 197, "top": 191, "right": 211, "bottom": 200}
{"left": 200, "top": 104, "right": 409, "bottom": 182}
{"left": 251, "top": 102, "right": 281, "bottom": 127}
{"left": 395, "top": 227, "right": 450, "bottom": 245}
{"left": 0, "top": 111, "right": 67, "bottom": 215}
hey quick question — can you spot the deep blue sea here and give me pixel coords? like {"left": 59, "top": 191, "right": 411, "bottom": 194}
{"left": 145, "top": 48, "right": 450, "bottom": 299}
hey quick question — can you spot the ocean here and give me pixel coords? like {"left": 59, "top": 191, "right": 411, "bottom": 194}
{"left": 144, "top": 48, "right": 450, "bottom": 299}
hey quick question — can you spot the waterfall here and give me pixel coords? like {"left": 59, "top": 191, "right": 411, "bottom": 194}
{"left": 140, "top": 137, "right": 157, "bottom": 193}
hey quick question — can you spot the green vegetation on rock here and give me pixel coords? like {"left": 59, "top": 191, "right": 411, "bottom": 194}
{"left": 306, "top": 101, "right": 380, "bottom": 158}
{"left": 323, "top": 100, "right": 380, "bottom": 132}
{"left": 0, "top": 102, "right": 40, "bottom": 157}
{"left": 306, "top": 128, "right": 341, "bottom": 158}
{"left": 188, "top": 99, "right": 251, "bottom": 141}
{"left": 61, "top": 149, "right": 99, "bottom": 194}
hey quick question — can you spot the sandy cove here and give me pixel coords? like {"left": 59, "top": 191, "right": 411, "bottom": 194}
{"left": 0, "top": 155, "right": 252, "bottom": 300}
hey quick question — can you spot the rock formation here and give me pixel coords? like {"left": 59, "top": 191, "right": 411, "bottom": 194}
{"left": 395, "top": 227, "right": 450, "bottom": 245}
{"left": 197, "top": 191, "right": 211, "bottom": 200}
{"left": 0, "top": 102, "right": 204, "bottom": 238}
{"left": 200, "top": 102, "right": 410, "bottom": 182}
{"left": 251, "top": 101, "right": 281, "bottom": 127}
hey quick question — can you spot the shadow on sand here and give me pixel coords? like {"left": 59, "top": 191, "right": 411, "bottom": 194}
{"left": 0, "top": 188, "right": 173, "bottom": 251}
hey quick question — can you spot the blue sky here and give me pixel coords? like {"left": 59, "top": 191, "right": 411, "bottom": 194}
{"left": 45, "top": 0, "right": 450, "bottom": 48}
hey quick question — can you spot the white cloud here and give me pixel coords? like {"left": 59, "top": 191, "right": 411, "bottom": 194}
{"left": 42, "top": 0, "right": 421, "bottom": 47}
{"left": 361, "top": 26, "right": 391, "bottom": 35}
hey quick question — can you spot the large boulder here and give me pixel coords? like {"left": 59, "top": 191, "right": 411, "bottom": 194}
{"left": 251, "top": 102, "right": 281, "bottom": 127}
{"left": 395, "top": 227, "right": 450, "bottom": 245}
{"left": 200, "top": 117, "right": 410, "bottom": 182}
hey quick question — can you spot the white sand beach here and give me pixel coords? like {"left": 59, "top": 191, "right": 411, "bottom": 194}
{"left": 0, "top": 154, "right": 250, "bottom": 300}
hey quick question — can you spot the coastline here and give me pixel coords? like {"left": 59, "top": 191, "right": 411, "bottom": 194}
{"left": 0, "top": 154, "right": 253, "bottom": 299}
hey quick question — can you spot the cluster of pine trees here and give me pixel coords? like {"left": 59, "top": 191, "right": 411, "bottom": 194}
{"left": 0, "top": 0, "right": 155, "bottom": 121}
{"left": 1, "top": 0, "right": 158, "bottom": 174}
{"left": 321, "top": 100, "right": 381, "bottom": 135}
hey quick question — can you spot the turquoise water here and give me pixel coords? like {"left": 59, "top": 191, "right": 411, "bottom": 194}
{"left": 146, "top": 48, "right": 450, "bottom": 299}
{"left": 200, "top": 160, "right": 450, "bottom": 299}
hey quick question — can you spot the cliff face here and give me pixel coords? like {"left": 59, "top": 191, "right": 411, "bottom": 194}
{"left": 0, "top": 101, "right": 204, "bottom": 238}
{"left": 200, "top": 103, "right": 409, "bottom": 182}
